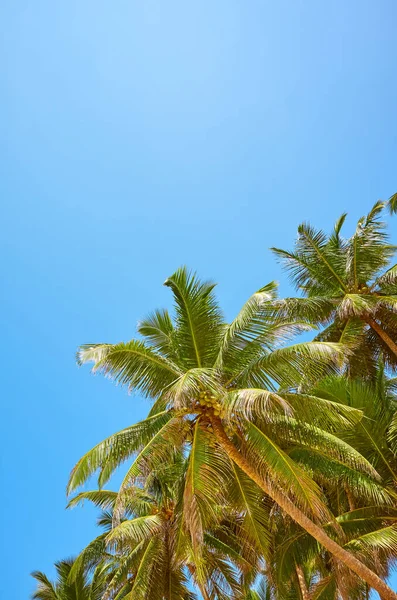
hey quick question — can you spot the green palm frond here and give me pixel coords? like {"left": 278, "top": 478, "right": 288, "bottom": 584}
{"left": 375, "top": 263, "right": 397, "bottom": 290}
{"left": 270, "top": 296, "right": 336, "bottom": 325}
{"left": 388, "top": 410, "right": 397, "bottom": 455}
{"left": 225, "top": 388, "right": 292, "bottom": 422}
{"left": 164, "top": 267, "right": 224, "bottom": 368}
{"left": 388, "top": 192, "right": 397, "bottom": 214}
{"left": 111, "top": 417, "right": 186, "bottom": 521}
{"left": 268, "top": 417, "right": 379, "bottom": 479}
{"left": 328, "top": 212, "right": 347, "bottom": 250}
{"left": 345, "top": 524, "right": 397, "bottom": 562}
{"left": 242, "top": 421, "right": 330, "bottom": 521}
{"left": 67, "top": 490, "right": 118, "bottom": 511}
{"left": 77, "top": 340, "right": 182, "bottom": 396}
{"left": 127, "top": 536, "right": 164, "bottom": 600}
{"left": 215, "top": 281, "right": 279, "bottom": 368}
{"left": 67, "top": 410, "right": 173, "bottom": 494}
{"left": 137, "top": 308, "right": 177, "bottom": 358}
{"left": 253, "top": 341, "right": 345, "bottom": 387}
{"left": 32, "top": 557, "right": 108, "bottom": 600}
{"left": 182, "top": 420, "right": 228, "bottom": 551}
{"left": 164, "top": 367, "right": 222, "bottom": 408}
{"left": 310, "top": 576, "right": 337, "bottom": 600}
{"left": 292, "top": 221, "right": 347, "bottom": 294}
{"left": 227, "top": 461, "right": 271, "bottom": 558}
{"left": 283, "top": 391, "right": 363, "bottom": 429}
{"left": 31, "top": 571, "right": 58, "bottom": 600}
{"left": 101, "top": 543, "right": 146, "bottom": 600}
{"left": 68, "top": 533, "right": 108, "bottom": 581}
{"left": 288, "top": 448, "right": 392, "bottom": 507}
{"left": 106, "top": 515, "right": 163, "bottom": 547}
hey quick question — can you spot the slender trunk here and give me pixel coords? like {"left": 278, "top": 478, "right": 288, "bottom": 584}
{"left": 211, "top": 418, "right": 397, "bottom": 600}
{"left": 364, "top": 315, "right": 397, "bottom": 357}
{"left": 295, "top": 564, "right": 310, "bottom": 600}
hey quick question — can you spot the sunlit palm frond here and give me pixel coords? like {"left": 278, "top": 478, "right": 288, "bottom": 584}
{"left": 215, "top": 281, "right": 278, "bottom": 369}
{"left": 137, "top": 308, "right": 177, "bottom": 358}
{"left": 106, "top": 515, "right": 163, "bottom": 547}
{"left": 164, "top": 266, "right": 224, "bottom": 368}
{"left": 182, "top": 420, "right": 229, "bottom": 552}
{"left": 242, "top": 421, "right": 330, "bottom": 521}
{"left": 67, "top": 410, "right": 173, "bottom": 494}
{"left": 77, "top": 339, "right": 182, "bottom": 397}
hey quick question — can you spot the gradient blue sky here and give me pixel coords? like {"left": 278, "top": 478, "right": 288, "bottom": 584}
{"left": 1, "top": 1, "right": 397, "bottom": 597}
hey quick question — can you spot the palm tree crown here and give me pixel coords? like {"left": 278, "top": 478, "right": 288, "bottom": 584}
{"left": 31, "top": 558, "right": 107, "bottom": 600}
{"left": 271, "top": 201, "right": 397, "bottom": 377}
{"left": 66, "top": 267, "right": 397, "bottom": 600}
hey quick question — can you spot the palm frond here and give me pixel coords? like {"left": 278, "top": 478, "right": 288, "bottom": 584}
{"left": 77, "top": 340, "right": 182, "bottom": 397}
{"left": 268, "top": 417, "right": 379, "bottom": 479}
{"left": 137, "top": 308, "right": 176, "bottom": 358}
{"left": 388, "top": 192, "right": 397, "bottom": 214}
{"left": 227, "top": 461, "right": 271, "bottom": 558}
{"left": 242, "top": 421, "right": 330, "bottom": 521}
{"left": 182, "top": 420, "right": 228, "bottom": 551}
{"left": 67, "top": 410, "right": 173, "bottom": 493}
{"left": 164, "top": 267, "right": 224, "bottom": 368}
{"left": 215, "top": 281, "right": 279, "bottom": 368}
{"left": 111, "top": 417, "right": 186, "bottom": 521}
{"left": 106, "top": 515, "right": 163, "bottom": 547}
{"left": 31, "top": 571, "right": 58, "bottom": 600}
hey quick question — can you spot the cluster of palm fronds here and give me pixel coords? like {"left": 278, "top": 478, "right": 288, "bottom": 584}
{"left": 32, "top": 195, "right": 397, "bottom": 600}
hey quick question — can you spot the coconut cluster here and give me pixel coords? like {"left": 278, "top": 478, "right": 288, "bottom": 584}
{"left": 197, "top": 390, "right": 226, "bottom": 418}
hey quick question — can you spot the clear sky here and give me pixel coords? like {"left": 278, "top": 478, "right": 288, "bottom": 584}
{"left": 1, "top": 1, "right": 397, "bottom": 597}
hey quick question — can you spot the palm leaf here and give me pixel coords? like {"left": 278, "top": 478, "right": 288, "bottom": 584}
{"left": 77, "top": 340, "right": 181, "bottom": 396}
{"left": 67, "top": 411, "right": 172, "bottom": 494}
{"left": 164, "top": 267, "right": 224, "bottom": 368}
{"left": 242, "top": 421, "right": 330, "bottom": 521}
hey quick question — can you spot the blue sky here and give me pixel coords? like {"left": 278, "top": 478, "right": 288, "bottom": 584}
{"left": 1, "top": 1, "right": 397, "bottom": 597}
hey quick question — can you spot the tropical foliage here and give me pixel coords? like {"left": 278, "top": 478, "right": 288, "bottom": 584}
{"left": 32, "top": 198, "right": 397, "bottom": 600}
{"left": 271, "top": 200, "right": 397, "bottom": 378}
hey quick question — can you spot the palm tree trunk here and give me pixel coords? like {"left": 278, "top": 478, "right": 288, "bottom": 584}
{"left": 211, "top": 418, "right": 397, "bottom": 600}
{"left": 295, "top": 565, "right": 310, "bottom": 600}
{"left": 364, "top": 315, "right": 397, "bottom": 357}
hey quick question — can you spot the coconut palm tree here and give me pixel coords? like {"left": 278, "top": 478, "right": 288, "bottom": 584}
{"left": 68, "top": 268, "right": 397, "bottom": 599}
{"left": 67, "top": 457, "right": 252, "bottom": 600}
{"left": 271, "top": 201, "right": 397, "bottom": 377}
{"left": 312, "top": 369, "right": 397, "bottom": 491}
{"left": 272, "top": 368, "right": 397, "bottom": 599}
{"left": 31, "top": 557, "right": 108, "bottom": 600}
{"left": 272, "top": 504, "right": 397, "bottom": 600}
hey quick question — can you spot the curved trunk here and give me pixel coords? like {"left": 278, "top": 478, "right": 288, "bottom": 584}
{"left": 364, "top": 315, "right": 397, "bottom": 357}
{"left": 211, "top": 418, "right": 397, "bottom": 600}
{"left": 295, "top": 564, "right": 310, "bottom": 600}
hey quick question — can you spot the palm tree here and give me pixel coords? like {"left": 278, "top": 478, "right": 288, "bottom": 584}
{"left": 311, "top": 367, "right": 397, "bottom": 489}
{"left": 67, "top": 458, "right": 249, "bottom": 600}
{"left": 68, "top": 268, "right": 397, "bottom": 599}
{"left": 272, "top": 504, "right": 397, "bottom": 600}
{"left": 271, "top": 369, "right": 397, "bottom": 599}
{"left": 271, "top": 201, "right": 397, "bottom": 377}
{"left": 31, "top": 557, "right": 107, "bottom": 600}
